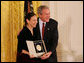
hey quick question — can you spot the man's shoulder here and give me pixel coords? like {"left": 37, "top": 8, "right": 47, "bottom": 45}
{"left": 49, "top": 18, "right": 58, "bottom": 25}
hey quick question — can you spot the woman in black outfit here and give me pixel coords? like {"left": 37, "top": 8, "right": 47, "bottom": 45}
{"left": 16, "top": 12, "right": 41, "bottom": 62}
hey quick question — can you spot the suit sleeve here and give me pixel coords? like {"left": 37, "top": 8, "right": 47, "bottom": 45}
{"left": 50, "top": 22, "right": 59, "bottom": 52}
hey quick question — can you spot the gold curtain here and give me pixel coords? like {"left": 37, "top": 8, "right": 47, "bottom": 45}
{"left": 32, "top": 1, "right": 41, "bottom": 16}
{"left": 1, "top": 1, "right": 41, "bottom": 62}
{"left": 1, "top": 1, "right": 24, "bottom": 62}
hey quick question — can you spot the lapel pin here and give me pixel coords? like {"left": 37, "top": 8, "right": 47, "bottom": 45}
{"left": 47, "top": 28, "right": 50, "bottom": 30}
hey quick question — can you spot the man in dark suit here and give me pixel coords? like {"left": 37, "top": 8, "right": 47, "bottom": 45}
{"left": 34, "top": 5, "right": 59, "bottom": 62}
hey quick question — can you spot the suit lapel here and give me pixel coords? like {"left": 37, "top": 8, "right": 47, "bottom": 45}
{"left": 44, "top": 21, "right": 50, "bottom": 39}
{"left": 37, "top": 18, "right": 50, "bottom": 40}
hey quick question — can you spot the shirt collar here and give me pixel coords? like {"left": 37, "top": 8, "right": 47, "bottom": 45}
{"left": 39, "top": 18, "right": 46, "bottom": 25}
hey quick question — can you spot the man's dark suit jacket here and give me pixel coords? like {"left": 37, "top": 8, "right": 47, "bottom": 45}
{"left": 34, "top": 18, "right": 59, "bottom": 62}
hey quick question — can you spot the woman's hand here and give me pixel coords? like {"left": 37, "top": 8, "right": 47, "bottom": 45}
{"left": 29, "top": 54, "right": 35, "bottom": 58}
{"left": 22, "top": 49, "right": 35, "bottom": 58}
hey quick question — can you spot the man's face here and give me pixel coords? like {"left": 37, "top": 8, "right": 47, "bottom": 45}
{"left": 39, "top": 9, "right": 50, "bottom": 22}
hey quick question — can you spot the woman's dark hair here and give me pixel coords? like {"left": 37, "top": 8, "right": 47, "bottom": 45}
{"left": 25, "top": 12, "right": 36, "bottom": 25}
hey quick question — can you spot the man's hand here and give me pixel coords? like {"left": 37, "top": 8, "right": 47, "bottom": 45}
{"left": 41, "top": 51, "right": 52, "bottom": 60}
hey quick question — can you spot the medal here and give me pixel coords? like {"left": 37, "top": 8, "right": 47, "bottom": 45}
{"left": 36, "top": 44, "right": 41, "bottom": 51}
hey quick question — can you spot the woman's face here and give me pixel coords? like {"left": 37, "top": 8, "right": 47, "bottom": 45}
{"left": 28, "top": 15, "right": 37, "bottom": 28}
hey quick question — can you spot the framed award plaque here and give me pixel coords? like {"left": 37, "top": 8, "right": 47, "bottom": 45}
{"left": 26, "top": 40, "right": 47, "bottom": 58}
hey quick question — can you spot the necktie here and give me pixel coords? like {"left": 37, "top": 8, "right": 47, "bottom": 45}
{"left": 42, "top": 23, "right": 45, "bottom": 39}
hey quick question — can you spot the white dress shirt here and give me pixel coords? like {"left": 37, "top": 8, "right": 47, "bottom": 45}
{"left": 39, "top": 18, "right": 46, "bottom": 39}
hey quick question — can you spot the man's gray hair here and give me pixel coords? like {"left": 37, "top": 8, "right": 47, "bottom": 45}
{"left": 37, "top": 5, "right": 49, "bottom": 15}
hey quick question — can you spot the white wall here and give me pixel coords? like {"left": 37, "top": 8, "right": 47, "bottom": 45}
{"left": 42, "top": 1, "right": 83, "bottom": 62}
